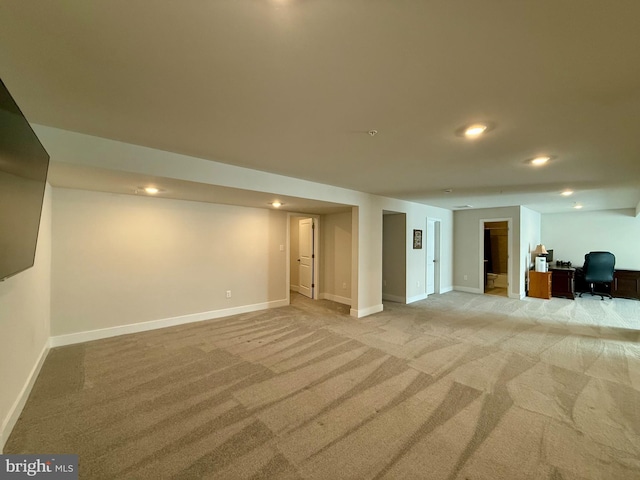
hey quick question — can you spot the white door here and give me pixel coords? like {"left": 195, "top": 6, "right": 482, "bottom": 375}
{"left": 426, "top": 220, "right": 436, "bottom": 295}
{"left": 298, "top": 218, "right": 314, "bottom": 298}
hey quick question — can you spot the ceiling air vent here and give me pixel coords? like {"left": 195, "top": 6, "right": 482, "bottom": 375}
{"left": 454, "top": 205, "right": 473, "bottom": 209}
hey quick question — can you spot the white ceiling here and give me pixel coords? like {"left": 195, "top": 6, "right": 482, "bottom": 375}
{"left": 47, "top": 162, "right": 352, "bottom": 215}
{"left": 1, "top": 1, "right": 639, "bottom": 214}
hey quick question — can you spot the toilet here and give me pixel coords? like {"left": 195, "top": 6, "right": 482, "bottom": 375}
{"left": 486, "top": 273, "right": 498, "bottom": 289}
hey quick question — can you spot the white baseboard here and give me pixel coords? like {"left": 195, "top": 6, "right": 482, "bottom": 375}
{"left": 439, "top": 286, "right": 453, "bottom": 294}
{"left": 453, "top": 286, "right": 483, "bottom": 294}
{"left": 453, "top": 286, "right": 523, "bottom": 299}
{"left": 407, "top": 293, "right": 428, "bottom": 304}
{"left": 382, "top": 293, "right": 405, "bottom": 303}
{"left": 350, "top": 304, "right": 384, "bottom": 318}
{"left": 320, "top": 293, "right": 351, "bottom": 305}
{"left": 50, "top": 299, "right": 289, "bottom": 348}
{"left": 290, "top": 285, "right": 300, "bottom": 293}
{"left": 1, "top": 341, "right": 50, "bottom": 453}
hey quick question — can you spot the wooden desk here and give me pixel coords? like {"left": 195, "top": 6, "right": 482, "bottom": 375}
{"left": 550, "top": 266, "right": 575, "bottom": 299}
{"left": 613, "top": 269, "right": 640, "bottom": 300}
{"left": 529, "top": 271, "right": 552, "bottom": 299}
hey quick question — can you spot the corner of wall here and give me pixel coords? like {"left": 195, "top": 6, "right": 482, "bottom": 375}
{"left": 1, "top": 341, "right": 50, "bottom": 453}
{"left": 0, "top": 185, "right": 52, "bottom": 453}
{"left": 350, "top": 304, "right": 383, "bottom": 318}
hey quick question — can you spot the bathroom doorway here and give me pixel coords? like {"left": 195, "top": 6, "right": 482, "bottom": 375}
{"left": 483, "top": 220, "right": 509, "bottom": 297}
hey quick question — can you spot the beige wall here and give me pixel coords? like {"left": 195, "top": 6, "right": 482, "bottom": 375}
{"left": 51, "top": 188, "right": 288, "bottom": 336}
{"left": 520, "top": 206, "right": 542, "bottom": 294}
{"left": 36, "top": 125, "right": 456, "bottom": 317}
{"left": 321, "top": 211, "right": 352, "bottom": 303}
{"left": 0, "top": 185, "right": 51, "bottom": 450}
{"left": 454, "top": 206, "right": 523, "bottom": 297}
{"left": 290, "top": 211, "right": 353, "bottom": 303}
{"left": 542, "top": 208, "right": 640, "bottom": 270}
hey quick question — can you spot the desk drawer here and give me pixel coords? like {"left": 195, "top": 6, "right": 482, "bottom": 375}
{"left": 529, "top": 271, "right": 552, "bottom": 299}
{"left": 613, "top": 270, "right": 640, "bottom": 300}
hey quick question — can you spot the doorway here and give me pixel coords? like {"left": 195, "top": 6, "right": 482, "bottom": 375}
{"left": 382, "top": 212, "right": 406, "bottom": 303}
{"left": 482, "top": 220, "right": 510, "bottom": 297}
{"left": 289, "top": 215, "right": 319, "bottom": 300}
{"left": 426, "top": 219, "right": 441, "bottom": 295}
{"left": 298, "top": 217, "right": 314, "bottom": 298}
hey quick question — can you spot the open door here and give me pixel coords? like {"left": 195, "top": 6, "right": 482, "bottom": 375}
{"left": 298, "top": 217, "right": 314, "bottom": 298}
{"left": 426, "top": 219, "right": 440, "bottom": 295}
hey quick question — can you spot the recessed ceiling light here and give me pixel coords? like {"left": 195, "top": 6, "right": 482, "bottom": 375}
{"left": 368, "top": 130, "right": 378, "bottom": 137}
{"left": 455, "top": 122, "right": 495, "bottom": 138}
{"left": 464, "top": 124, "right": 487, "bottom": 137}
{"left": 135, "top": 186, "right": 165, "bottom": 195}
{"left": 573, "top": 204, "right": 583, "bottom": 209}
{"left": 270, "top": 201, "right": 283, "bottom": 208}
{"left": 561, "top": 190, "right": 574, "bottom": 196}
{"left": 444, "top": 189, "right": 453, "bottom": 194}
{"left": 528, "top": 156, "right": 551, "bottom": 166}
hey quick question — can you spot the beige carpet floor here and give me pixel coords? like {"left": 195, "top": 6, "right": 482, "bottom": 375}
{"left": 5, "top": 292, "right": 640, "bottom": 479}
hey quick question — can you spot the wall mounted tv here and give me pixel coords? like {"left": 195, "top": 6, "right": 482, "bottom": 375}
{"left": 0, "top": 78, "right": 50, "bottom": 281}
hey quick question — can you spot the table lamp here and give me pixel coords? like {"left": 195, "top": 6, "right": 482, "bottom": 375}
{"left": 533, "top": 244, "right": 548, "bottom": 256}
{"left": 533, "top": 244, "right": 548, "bottom": 272}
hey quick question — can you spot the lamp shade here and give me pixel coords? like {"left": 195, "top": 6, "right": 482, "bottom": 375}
{"left": 533, "top": 244, "right": 548, "bottom": 255}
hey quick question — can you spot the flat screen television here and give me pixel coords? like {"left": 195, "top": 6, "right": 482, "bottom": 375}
{"left": 0, "top": 78, "right": 50, "bottom": 281}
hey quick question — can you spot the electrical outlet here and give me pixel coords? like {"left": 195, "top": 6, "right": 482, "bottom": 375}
{"left": 226, "top": 290, "right": 232, "bottom": 299}
{"left": 416, "top": 281, "right": 420, "bottom": 287}
{"left": 279, "top": 244, "right": 284, "bottom": 251}
{"left": 464, "top": 275, "right": 468, "bottom": 280}
{"left": 342, "top": 282, "right": 347, "bottom": 289}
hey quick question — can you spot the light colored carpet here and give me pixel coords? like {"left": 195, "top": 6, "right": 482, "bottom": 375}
{"left": 6, "top": 292, "right": 640, "bottom": 479}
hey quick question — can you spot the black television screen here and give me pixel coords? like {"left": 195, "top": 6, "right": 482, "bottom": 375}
{"left": 0, "top": 78, "right": 50, "bottom": 281}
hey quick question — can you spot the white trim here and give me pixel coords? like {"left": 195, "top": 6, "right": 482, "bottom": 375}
{"left": 287, "top": 213, "right": 321, "bottom": 301}
{"left": 350, "top": 304, "right": 384, "bottom": 318}
{"left": 426, "top": 217, "right": 442, "bottom": 295}
{"left": 290, "top": 285, "right": 300, "bottom": 293}
{"left": 285, "top": 217, "right": 291, "bottom": 305}
{"left": 50, "top": 299, "right": 288, "bottom": 348}
{"left": 1, "top": 341, "right": 50, "bottom": 453}
{"left": 312, "top": 216, "right": 320, "bottom": 300}
{"left": 453, "top": 286, "right": 484, "bottom": 294}
{"left": 407, "top": 293, "right": 428, "bottom": 304}
{"left": 382, "top": 293, "right": 406, "bottom": 303}
{"left": 320, "top": 293, "right": 351, "bottom": 306}
{"left": 439, "top": 286, "right": 454, "bottom": 293}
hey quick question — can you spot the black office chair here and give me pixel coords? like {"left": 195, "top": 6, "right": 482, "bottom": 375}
{"left": 578, "top": 251, "right": 615, "bottom": 300}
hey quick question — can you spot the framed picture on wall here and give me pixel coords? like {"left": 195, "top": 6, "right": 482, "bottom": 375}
{"left": 413, "top": 229, "right": 422, "bottom": 249}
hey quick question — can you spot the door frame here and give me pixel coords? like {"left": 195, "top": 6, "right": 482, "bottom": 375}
{"left": 425, "top": 217, "right": 442, "bottom": 295}
{"left": 286, "top": 213, "right": 320, "bottom": 302}
{"left": 297, "top": 217, "right": 314, "bottom": 299}
{"left": 478, "top": 217, "right": 512, "bottom": 297}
